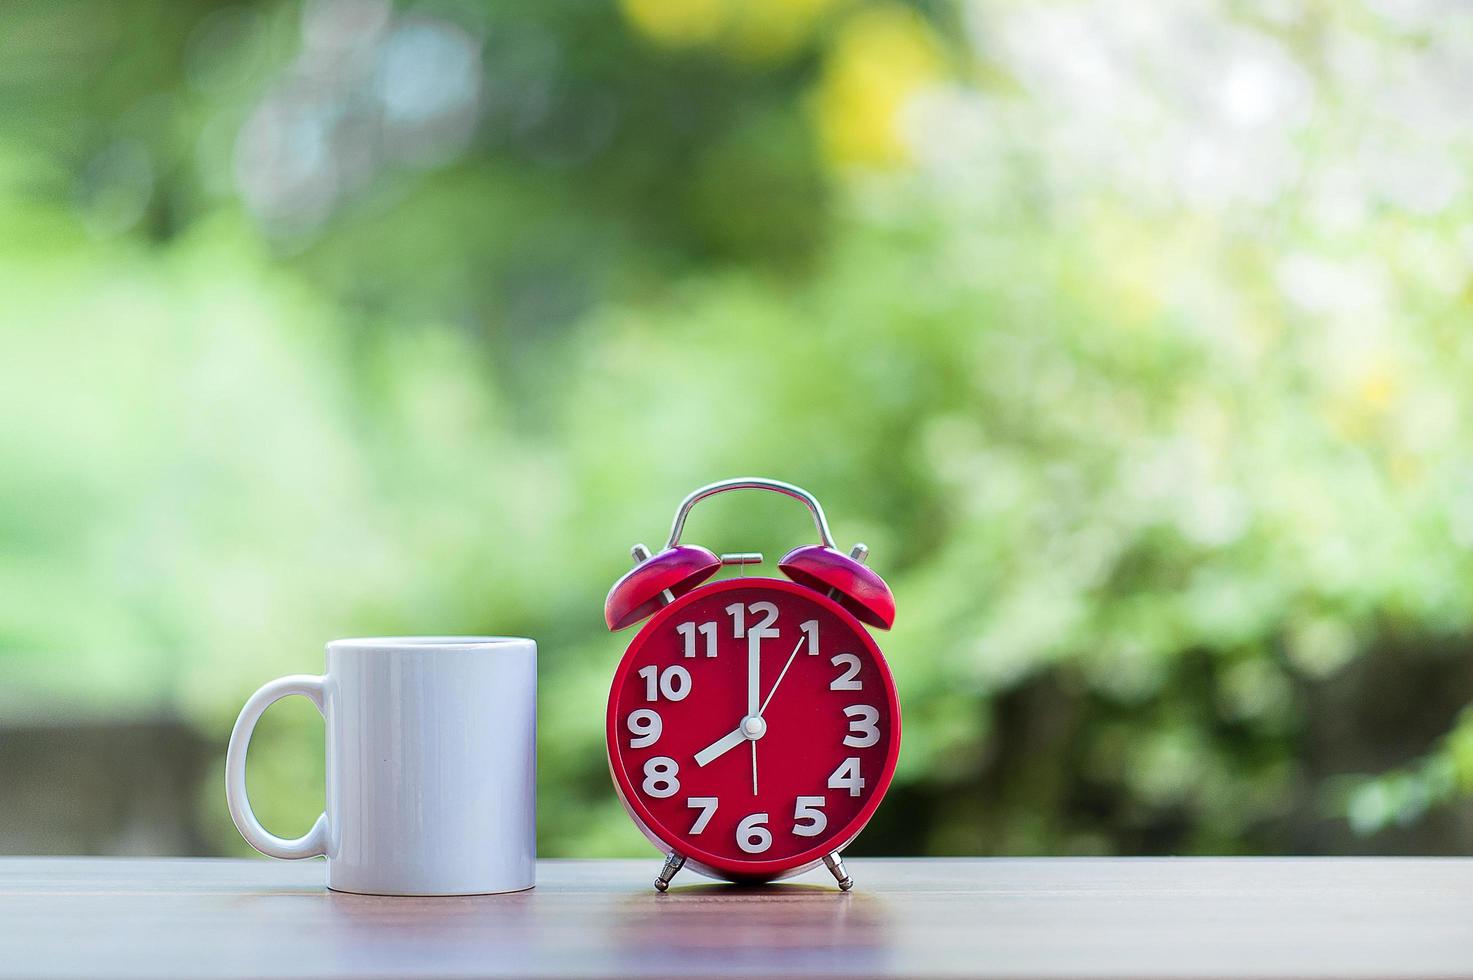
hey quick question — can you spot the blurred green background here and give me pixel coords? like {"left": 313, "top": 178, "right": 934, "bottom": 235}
{"left": 2, "top": 0, "right": 1472, "bottom": 860}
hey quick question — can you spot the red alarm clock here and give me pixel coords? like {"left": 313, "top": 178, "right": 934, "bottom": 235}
{"left": 604, "top": 478, "right": 900, "bottom": 892}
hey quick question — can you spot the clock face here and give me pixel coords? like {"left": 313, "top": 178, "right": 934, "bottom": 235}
{"left": 606, "top": 576, "right": 900, "bottom": 880}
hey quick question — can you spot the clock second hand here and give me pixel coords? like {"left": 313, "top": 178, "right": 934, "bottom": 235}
{"left": 757, "top": 635, "right": 807, "bottom": 717}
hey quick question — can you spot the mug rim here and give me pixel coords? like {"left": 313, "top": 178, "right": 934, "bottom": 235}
{"left": 327, "top": 636, "right": 534, "bottom": 654}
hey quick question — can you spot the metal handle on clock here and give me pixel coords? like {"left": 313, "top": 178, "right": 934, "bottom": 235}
{"left": 663, "top": 477, "right": 837, "bottom": 551}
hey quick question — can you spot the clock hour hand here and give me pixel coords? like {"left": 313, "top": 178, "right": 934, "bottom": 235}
{"left": 694, "top": 726, "right": 746, "bottom": 767}
{"left": 694, "top": 712, "right": 769, "bottom": 767}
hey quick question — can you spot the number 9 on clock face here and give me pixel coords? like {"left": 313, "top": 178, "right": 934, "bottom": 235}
{"left": 605, "top": 577, "right": 901, "bottom": 882}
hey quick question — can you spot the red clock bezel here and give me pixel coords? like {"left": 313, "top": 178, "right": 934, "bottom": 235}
{"left": 606, "top": 576, "right": 902, "bottom": 881}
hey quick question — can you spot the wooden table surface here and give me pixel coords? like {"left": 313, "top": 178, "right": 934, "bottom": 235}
{"left": 1, "top": 857, "right": 1469, "bottom": 978}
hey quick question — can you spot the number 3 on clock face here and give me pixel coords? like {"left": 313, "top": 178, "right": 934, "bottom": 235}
{"left": 606, "top": 577, "right": 901, "bottom": 882}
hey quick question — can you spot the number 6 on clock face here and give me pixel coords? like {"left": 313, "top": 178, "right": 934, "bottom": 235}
{"left": 606, "top": 576, "right": 901, "bottom": 884}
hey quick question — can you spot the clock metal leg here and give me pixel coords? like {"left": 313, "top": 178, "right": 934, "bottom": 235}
{"left": 654, "top": 851, "right": 685, "bottom": 892}
{"left": 822, "top": 852, "right": 853, "bottom": 891}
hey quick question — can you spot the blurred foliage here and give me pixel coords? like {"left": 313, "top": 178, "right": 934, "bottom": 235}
{"left": 2, "top": 0, "right": 1473, "bottom": 858}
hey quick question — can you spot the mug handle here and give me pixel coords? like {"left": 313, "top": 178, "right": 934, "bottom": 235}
{"left": 225, "top": 674, "right": 330, "bottom": 859}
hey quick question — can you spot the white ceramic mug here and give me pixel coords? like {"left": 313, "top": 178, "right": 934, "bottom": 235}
{"left": 225, "top": 636, "right": 537, "bottom": 895}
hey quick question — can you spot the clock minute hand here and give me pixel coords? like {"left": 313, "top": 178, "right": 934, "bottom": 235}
{"left": 747, "top": 629, "right": 761, "bottom": 719}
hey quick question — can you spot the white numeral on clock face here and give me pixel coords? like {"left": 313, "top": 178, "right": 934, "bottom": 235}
{"left": 637, "top": 664, "right": 692, "bottom": 701}
{"left": 724, "top": 602, "right": 743, "bottom": 638}
{"left": 842, "top": 705, "right": 880, "bottom": 748}
{"left": 793, "top": 796, "right": 827, "bottom": 837}
{"left": 626, "top": 708, "right": 662, "bottom": 748}
{"left": 828, "top": 757, "right": 865, "bottom": 797}
{"left": 830, "top": 653, "right": 862, "bottom": 691}
{"left": 642, "top": 757, "right": 679, "bottom": 798}
{"left": 736, "top": 812, "right": 772, "bottom": 853}
{"left": 687, "top": 797, "right": 718, "bottom": 834}
{"left": 676, "top": 620, "right": 718, "bottom": 658}
{"left": 725, "top": 601, "right": 779, "bottom": 639}
{"left": 800, "top": 619, "right": 819, "bottom": 655}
